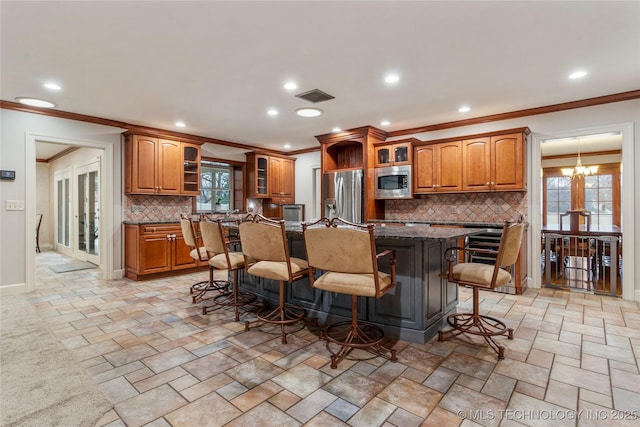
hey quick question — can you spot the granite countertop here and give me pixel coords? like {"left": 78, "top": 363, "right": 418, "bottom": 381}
{"left": 368, "top": 219, "right": 506, "bottom": 228}
{"left": 281, "top": 222, "right": 487, "bottom": 241}
{"left": 124, "top": 217, "right": 495, "bottom": 240}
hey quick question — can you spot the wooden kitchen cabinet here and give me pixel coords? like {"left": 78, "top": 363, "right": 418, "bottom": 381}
{"left": 374, "top": 139, "right": 414, "bottom": 167}
{"left": 124, "top": 223, "right": 201, "bottom": 280}
{"left": 246, "top": 152, "right": 295, "bottom": 204}
{"left": 269, "top": 156, "right": 294, "bottom": 204}
{"left": 124, "top": 134, "right": 201, "bottom": 195}
{"left": 413, "top": 141, "right": 462, "bottom": 193}
{"left": 462, "top": 131, "right": 526, "bottom": 192}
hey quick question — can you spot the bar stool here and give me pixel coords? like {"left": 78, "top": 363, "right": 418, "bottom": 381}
{"left": 239, "top": 213, "right": 309, "bottom": 344}
{"left": 179, "top": 214, "right": 228, "bottom": 302}
{"left": 302, "top": 217, "right": 398, "bottom": 369}
{"left": 438, "top": 220, "right": 526, "bottom": 359}
{"left": 199, "top": 215, "right": 257, "bottom": 320}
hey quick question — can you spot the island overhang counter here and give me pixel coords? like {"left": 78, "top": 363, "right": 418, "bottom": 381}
{"left": 234, "top": 223, "right": 486, "bottom": 345}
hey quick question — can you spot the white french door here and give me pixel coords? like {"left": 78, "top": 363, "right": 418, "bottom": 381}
{"left": 75, "top": 161, "right": 100, "bottom": 264}
{"left": 54, "top": 170, "right": 73, "bottom": 256}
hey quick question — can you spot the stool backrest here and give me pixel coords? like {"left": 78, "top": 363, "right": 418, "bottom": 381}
{"left": 496, "top": 222, "right": 527, "bottom": 269}
{"left": 303, "top": 219, "right": 376, "bottom": 274}
{"left": 199, "top": 216, "right": 227, "bottom": 256}
{"left": 180, "top": 214, "right": 198, "bottom": 248}
{"left": 239, "top": 214, "right": 288, "bottom": 262}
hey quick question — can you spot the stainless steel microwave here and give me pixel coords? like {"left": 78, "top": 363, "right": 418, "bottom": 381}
{"left": 374, "top": 165, "right": 412, "bottom": 199}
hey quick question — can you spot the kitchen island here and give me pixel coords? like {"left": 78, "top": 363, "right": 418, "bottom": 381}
{"left": 236, "top": 223, "right": 486, "bottom": 344}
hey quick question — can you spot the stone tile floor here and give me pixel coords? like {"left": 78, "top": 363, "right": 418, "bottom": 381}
{"left": 26, "top": 251, "right": 640, "bottom": 426}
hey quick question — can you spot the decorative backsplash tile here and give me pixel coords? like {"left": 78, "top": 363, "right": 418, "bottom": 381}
{"left": 385, "top": 192, "right": 527, "bottom": 224}
{"left": 124, "top": 195, "right": 265, "bottom": 221}
{"left": 123, "top": 195, "right": 193, "bottom": 221}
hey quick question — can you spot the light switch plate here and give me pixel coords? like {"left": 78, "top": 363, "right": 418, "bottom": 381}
{"left": 6, "top": 200, "right": 25, "bottom": 211}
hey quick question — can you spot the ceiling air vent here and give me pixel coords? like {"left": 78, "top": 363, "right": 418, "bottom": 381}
{"left": 295, "top": 89, "right": 335, "bottom": 103}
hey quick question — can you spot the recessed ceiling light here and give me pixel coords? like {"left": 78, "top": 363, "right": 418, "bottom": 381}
{"left": 284, "top": 82, "right": 298, "bottom": 90}
{"left": 283, "top": 144, "right": 291, "bottom": 149}
{"left": 15, "top": 97, "right": 56, "bottom": 108}
{"left": 380, "top": 120, "right": 390, "bottom": 126}
{"left": 332, "top": 127, "right": 341, "bottom": 132}
{"left": 569, "top": 70, "right": 587, "bottom": 79}
{"left": 175, "top": 121, "right": 186, "bottom": 127}
{"left": 295, "top": 107, "right": 322, "bottom": 117}
{"left": 267, "top": 109, "right": 279, "bottom": 116}
{"left": 43, "top": 82, "right": 61, "bottom": 90}
{"left": 458, "top": 106, "right": 471, "bottom": 113}
{"left": 384, "top": 74, "right": 399, "bottom": 84}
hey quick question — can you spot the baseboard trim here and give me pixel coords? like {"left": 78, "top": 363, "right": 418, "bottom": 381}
{"left": 634, "top": 289, "right": 640, "bottom": 303}
{"left": 1, "top": 283, "right": 27, "bottom": 295}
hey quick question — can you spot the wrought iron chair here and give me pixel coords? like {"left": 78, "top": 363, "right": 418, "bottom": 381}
{"left": 438, "top": 220, "right": 526, "bottom": 359}
{"left": 199, "top": 215, "right": 257, "bottom": 320}
{"left": 239, "top": 213, "right": 309, "bottom": 344}
{"left": 302, "top": 217, "right": 398, "bottom": 369}
{"left": 179, "top": 214, "right": 228, "bottom": 302}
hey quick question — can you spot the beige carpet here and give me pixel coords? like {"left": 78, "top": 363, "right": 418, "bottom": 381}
{"left": 0, "top": 293, "right": 112, "bottom": 427}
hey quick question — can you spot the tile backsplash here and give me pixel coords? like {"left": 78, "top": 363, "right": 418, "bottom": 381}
{"left": 124, "top": 195, "right": 265, "bottom": 221}
{"left": 385, "top": 191, "right": 527, "bottom": 224}
{"left": 124, "top": 195, "right": 193, "bottom": 221}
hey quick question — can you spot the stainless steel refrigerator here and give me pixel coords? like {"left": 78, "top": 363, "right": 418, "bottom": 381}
{"left": 323, "top": 170, "right": 364, "bottom": 223}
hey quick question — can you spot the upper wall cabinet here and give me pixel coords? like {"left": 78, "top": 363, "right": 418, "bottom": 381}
{"left": 413, "top": 141, "right": 463, "bottom": 193}
{"left": 374, "top": 139, "right": 416, "bottom": 167}
{"left": 246, "top": 152, "right": 296, "bottom": 204}
{"left": 462, "top": 131, "right": 527, "bottom": 191}
{"left": 124, "top": 134, "right": 201, "bottom": 195}
{"left": 269, "top": 156, "right": 295, "bottom": 204}
{"left": 414, "top": 127, "right": 529, "bottom": 195}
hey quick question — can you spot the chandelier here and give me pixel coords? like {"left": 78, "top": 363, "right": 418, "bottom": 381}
{"left": 561, "top": 138, "right": 598, "bottom": 180}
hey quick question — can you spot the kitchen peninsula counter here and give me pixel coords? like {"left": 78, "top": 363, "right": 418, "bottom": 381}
{"left": 237, "top": 223, "right": 486, "bottom": 344}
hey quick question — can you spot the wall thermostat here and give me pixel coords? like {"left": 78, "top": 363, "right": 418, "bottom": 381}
{"left": 0, "top": 170, "right": 16, "bottom": 181}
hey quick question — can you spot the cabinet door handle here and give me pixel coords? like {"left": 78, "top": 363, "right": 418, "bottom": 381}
{"left": 486, "top": 182, "right": 491, "bottom": 186}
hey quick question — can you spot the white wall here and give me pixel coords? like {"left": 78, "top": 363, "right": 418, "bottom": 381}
{"left": 293, "top": 151, "right": 321, "bottom": 220}
{"left": 0, "top": 108, "right": 124, "bottom": 290}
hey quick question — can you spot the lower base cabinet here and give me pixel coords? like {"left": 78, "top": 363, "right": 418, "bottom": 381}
{"left": 124, "top": 223, "right": 202, "bottom": 280}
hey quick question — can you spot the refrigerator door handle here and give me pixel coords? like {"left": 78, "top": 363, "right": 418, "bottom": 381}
{"left": 337, "top": 176, "right": 344, "bottom": 218}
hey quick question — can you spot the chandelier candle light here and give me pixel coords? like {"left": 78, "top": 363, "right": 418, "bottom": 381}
{"left": 561, "top": 137, "right": 598, "bottom": 180}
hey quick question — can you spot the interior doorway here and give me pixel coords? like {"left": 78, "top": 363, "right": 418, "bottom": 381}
{"left": 530, "top": 123, "right": 635, "bottom": 301}
{"left": 26, "top": 133, "right": 117, "bottom": 292}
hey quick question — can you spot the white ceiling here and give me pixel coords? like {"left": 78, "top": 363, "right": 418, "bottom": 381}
{"left": 2, "top": 1, "right": 639, "bottom": 155}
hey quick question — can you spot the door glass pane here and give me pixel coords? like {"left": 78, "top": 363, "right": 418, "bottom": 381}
{"left": 57, "top": 180, "right": 63, "bottom": 244}
{"left": 89, "top": 171, "right": 99, "bottom": 256}
{"left": 78, "top": 173, "right": 87, "bottom": 252}
{"left": 64, "top": 178, "right": 70, "bottom": 247}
